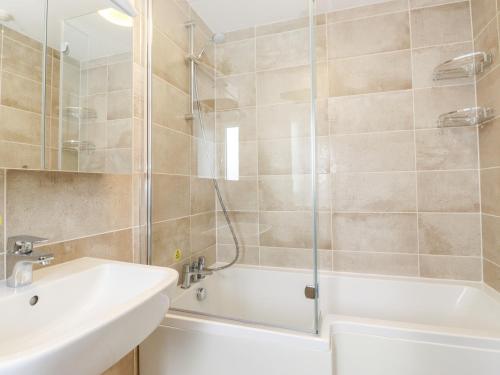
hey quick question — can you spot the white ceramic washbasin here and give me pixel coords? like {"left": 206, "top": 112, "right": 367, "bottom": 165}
{"left": 0, "top": 257, "right": 178, "bottom": 375}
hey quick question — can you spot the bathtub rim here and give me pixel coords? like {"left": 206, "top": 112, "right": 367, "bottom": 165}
{"left": 172, "top": 263, "right": 500, "bottom": 301}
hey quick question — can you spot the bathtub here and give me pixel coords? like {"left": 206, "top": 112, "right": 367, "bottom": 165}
{"left": 140, "top": 265, "right": 500, "bottom": 375}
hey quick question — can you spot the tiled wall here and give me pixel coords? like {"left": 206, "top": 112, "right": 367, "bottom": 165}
{"left": 0, "top": 25, "right": 60, "bottom": 169}
{"left": 150, "top": 0, "right": 217, "bottom": 273}
{"left": 214, "top": 0, "right": 484, "bottom": 281}
{"left": 473, "top": 0, "right": 500, "bottom": 292}
{"left": 329, "top": 0, "right": 480, "bottom": 280}
{"left": 77, "top": 54, "right": 134, "bottom": 173}
{"left": 213, "top": 17, "right": 329, "bottom": 269}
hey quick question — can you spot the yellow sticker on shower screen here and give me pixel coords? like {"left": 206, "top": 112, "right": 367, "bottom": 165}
{"left": 174, "top": 249, "right": 182, "bottom": 261}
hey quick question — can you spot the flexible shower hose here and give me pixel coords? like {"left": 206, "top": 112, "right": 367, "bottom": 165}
{"left": 193, "top": 63, "right": 240, "bottom": 271}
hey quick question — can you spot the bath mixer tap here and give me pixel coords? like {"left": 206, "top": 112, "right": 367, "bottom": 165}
{"left": 181, "top": 257, "right": 212, "bottom": 289}
{"left": 6, "top": 235, "right": 54, "bottom": 288}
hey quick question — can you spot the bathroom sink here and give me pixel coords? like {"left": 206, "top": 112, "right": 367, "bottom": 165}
{"left": 0, "top": 257, "right": 178, "bottom": 375}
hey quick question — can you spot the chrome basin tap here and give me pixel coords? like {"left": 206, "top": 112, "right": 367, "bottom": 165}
{"left": 6, "top": 235, "right": 54, "bottom": 288}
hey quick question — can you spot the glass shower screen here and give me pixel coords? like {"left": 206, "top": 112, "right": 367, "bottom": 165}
{"left": 149, "top": 0, "right": 321, "bottom": 333}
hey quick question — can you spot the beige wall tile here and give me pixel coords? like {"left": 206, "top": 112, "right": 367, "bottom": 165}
{"left": 152, "top": 28, "right": 189, "bottom": 93}
{"left": 256, "top": 16, "right": 323, "bottom": 37}
{"left": 332, "top": 213, "right": 417, "bottom": 253}
{"left": 79, "top": 150, "right": 105, "bottom": 173}
{"left": 152, "top": 77, "right": 191, "bottom": 135}
{"left": 477, "top": 65, "right": 500, "bottom": 116}
{"left": 83, "top": 66, "right": 107, "bottom": 95}
{"left": 412, "top": 42, "right": 473, "bottom": 88}
{"left": 257, "top": 100, "right": 329, "bottom": 139}
{"left": 257, "top": 63, "right": 328, "bottom": 105}
{"left": 410, "top": 2, "right": 472, "bottom": 48}
{"left": 329, "top": 90, "right": 413, "bottom": 134}
{"left": 259, "top": 174, "right": 330, "bottom": 211}
{"left": 152, "top": 125, "right": 190, "bottom": 174}
{"left": 484, "top": 259, "right": 500, "bottom": 292}
{"left": 328, "top": 12, "right": 410, "bottom": 59}
{"left": 260, "top": 247, "right": 332, "bottom": 270}
{"left": 259, "top": 211, "right": 331, "bottom": 249}
{"left": 329, "top": 50, "right": 412, "bottom": 96}
{"left": 417, "top": 171, "right": 480, "bottom": 212}
{"left": 415, "top": 127, "right": 479, "bottom": 170}
{"left": 256, "top": 25, "right": 326, "bottom": 71}
{"left": 223, "top": 28, "right": 255, "bottom": 43}
{"left": 258, "top": 136, "right": 330, "bottom": 175}
{"left": 39, "top": 229, "right": 133, "bottom": 267}
{"left": 152, "top": 0, "right": 189, "bottom": 51}
{"left": 215, "top": 177, "right": 258, "bottom": 211}
{"left": 108, "top": 61, "right": 133, "bottom": 92}
{"left": 217, "top": 244, "right": 259, "bottom": 265}
{"left": 82, "top": 94, "right": 107, "bottom": 123}
{"left": 81, "top": 122, "right": 106, "bottom": 149}
{"left": 191, "top": 212, "right": 216, "bottom": 253}
{"left": 217, "top": 211, "right": 259, "bottom": 246}
{"left": 332, "top": 131, "right": 415, "bottom": 172}
{"left": 3, "top": 26, "right": 42, "bottom": 51}
{"left": 217, "top": 38, "right": 255, "bottom": 76}
{"left": 7, "top": 171, "right": 132, "bottom": 243}
{"left": 190, "top": 176, "right": 215, "bottom": 214}
{"left": 152, "top": 174, "right": 190, "bottom": 221}
{"left": 192, "top": 244, "right": 216, "bottom": 266}
{"left": 332, "top": 251, "right": 418, "bottom": 276}
{"left": 328, "top": 0, "right": 408, "bottom": 23}
{"left": 2, "top": 36, "right": 43, "bottom": 82}
{"left": 108, "top": 90, "right": 132, "bottom": 120}
{"left": 107, "top": 119, "right": 132, "bottom": 149}
{"left": 471, "top": 0, "right": 497, "bottom": 36}
{"left": 216, "top": 108, "right": 257, "bottom": 142}
{"left": 333, "top": 172, "right": 417, "bottom": 212}
{"left": 420, "top": 255, "right": 481, "bottom": 280}
{"left": 482, "top": 214, "right": 500, "bottom": 264}
{"left": 481, "top": 167, "right": 500, "bottom": 215}
{"left": 106, "top": 149, "right": 132, "bottom": 174}
{"left": 419, "top": 213, "right": 481, "bottom": 255}
{"left": 0, "top": 105, "right": 41, "bottom": 145}
{"left": 413, "top": 85, "right": 476, "bottom": 129}
{"left": 1, "top": 72, "right": 42, "bottom": 113}
{"left": 216, "top": 73, "right": 256, "bottom": 110}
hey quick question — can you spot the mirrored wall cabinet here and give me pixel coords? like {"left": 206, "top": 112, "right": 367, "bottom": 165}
{"left": 0, "top": 0, "right": 136, "bottom": 173}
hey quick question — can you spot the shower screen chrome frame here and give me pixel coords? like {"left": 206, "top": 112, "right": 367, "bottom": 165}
{"left": 309, "top": 0, "right": 320, "bottom": 335}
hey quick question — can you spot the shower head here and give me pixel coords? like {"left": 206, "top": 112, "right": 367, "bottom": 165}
{"left": 212, "top": 33, "right": 225, "bottom": 44}
{"left": 194, "top": 33, "right": 226, "bottom": 60}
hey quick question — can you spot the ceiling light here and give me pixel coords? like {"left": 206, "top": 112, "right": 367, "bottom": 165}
{"left": 98, "top": 8, "right": 133, "bottom": 27}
